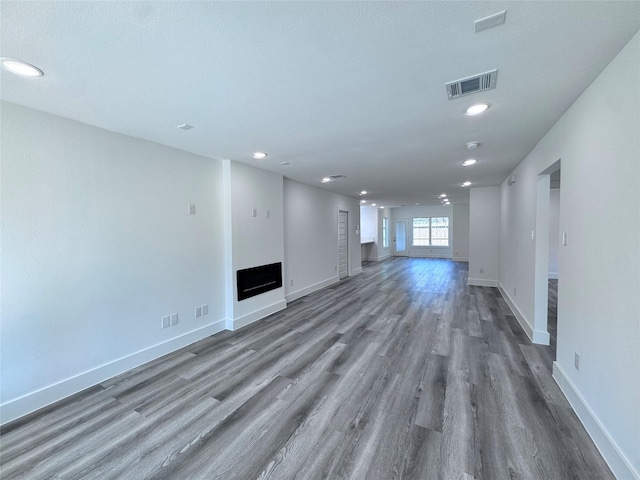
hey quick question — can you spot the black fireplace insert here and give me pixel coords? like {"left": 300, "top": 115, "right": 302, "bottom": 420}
{"left": 236, "top": 262, "right": 283, "bottom": 301}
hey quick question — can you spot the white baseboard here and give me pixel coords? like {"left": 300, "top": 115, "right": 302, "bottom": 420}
{"left": 374, "top": 253, "right": 392, "bottom": 262}
{"left": 226, "top": 300, "right": 287, "bottom": 331}
{"left": 497, "top": 283, "right": 549, "bottom": 345}
{"left": 467, "top": 278, "right": 498, "bottom": 287}
{"left": 0, "top": 319, "right": 227, "bottom": 425}
{"left": 286, "top": 276, "right": 340, "bottom": 303}
{"left": 409, "top": 252, "right": 450, "bottom": 259}
{"left": 453, "top": 256, "right": 469, "bottom": 262}
{"left": 553, "top": 363, "right": 639, "bottom": 480}
{"left": 548, "top": 272, "right": 559, "bottom": 279}
{"left": 351, "top": 267, "right": 363, "bottom": 276}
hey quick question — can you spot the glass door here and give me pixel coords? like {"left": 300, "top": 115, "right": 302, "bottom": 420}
{"left": 394, "top": 219, "right": 408, "bottom": 256}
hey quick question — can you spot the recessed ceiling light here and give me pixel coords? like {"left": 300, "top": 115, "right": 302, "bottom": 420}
{"left": 380, "top": 206, "right": 385, "bottom": 209}
{"left": 1, "top": 57, "right": 43, "bottom": 77}
{"left": 252, "top": 152, "right": 267, "bottom": 159}
{"left": 439, "top": 194, "right": 447, "bottom": 198}
{"left": 360, "top": 191, "right": 367, "bottom": 195}
{"left": 463, "top": 159, "right": 477, "bottom": 166}
{"left": 415, "top": 203, "right": 420, "bottom": 205}
{"left": 321, "top": 177, "right": 332, "bottom": 183}
{"left": 372, "top": 203, "right": 376, "bottom": 206}
{"left": 466, "top": 141, "right": 480, "bottom": 149}
{"left": 360, "top": 200, "right": 366, "bottom": 204}
{"left": 461, "top": 181, "right": 472, "bottom": 187}
{"left": 465, "top": 104, "right": 489, "bottom": 116}
{"left": 177, "top": 123, "right": 193, "bottom": 130}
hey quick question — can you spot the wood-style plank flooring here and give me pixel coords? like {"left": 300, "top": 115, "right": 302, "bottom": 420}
{"left": 0, "top": 258, "right": 613, "bottom": 479}
{"left": 548, "top": 279, "right": 558, "bottom": 362}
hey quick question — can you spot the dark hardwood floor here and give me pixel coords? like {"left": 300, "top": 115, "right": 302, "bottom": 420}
{"left": 0, "top": 258, "right": 613, "bottom": 479}
{"left": 548, "top": 278, "right": 558, "bottom": 362}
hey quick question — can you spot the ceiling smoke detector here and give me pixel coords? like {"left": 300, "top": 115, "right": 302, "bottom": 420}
{"left": 446, "top": 69, "right": 498, "bottom": 100}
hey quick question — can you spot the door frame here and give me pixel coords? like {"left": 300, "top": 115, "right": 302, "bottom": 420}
{"left": 393, "top": 218, "right": 409, "bottom": 257}
{"left": 533, "top": 159, "right": 561, "bottom": 345}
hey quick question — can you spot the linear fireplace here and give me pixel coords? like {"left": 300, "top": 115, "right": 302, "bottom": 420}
{"left": 236, "top": 262, "right": 283, "bottom": 301}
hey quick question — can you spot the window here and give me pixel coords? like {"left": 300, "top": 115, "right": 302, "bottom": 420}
{"left": 382, "top": 217, "right": 389, "bottom": 248}
{"left": 412, "top": 216, "right": 449, "bottom": 246}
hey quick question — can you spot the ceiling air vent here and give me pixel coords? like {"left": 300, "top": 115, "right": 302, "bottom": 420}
{"left": 445, "top": 69, "right": 498, "bottom": 100}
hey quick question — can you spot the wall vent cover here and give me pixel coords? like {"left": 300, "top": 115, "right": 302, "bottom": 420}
{"left": 445, "top": 69, "right": 498, "bottom": 99}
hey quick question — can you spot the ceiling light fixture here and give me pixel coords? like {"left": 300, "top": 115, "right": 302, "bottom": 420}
{"left": 463, "top": 159, "right": 477, "bottom": 166}
{"left": 360, "top": 191, "right": 367, "bottom": 195}
{"left": 466, "top": 141, "right": 480, "bottom": 149}
{"left": 465, "top": 104, "right": 489, "bottom": 116}
{"left": 280, "top": 161, "right": 290, "bottom": 166}
{"left": 177, "top": 123, "right": 193, "bottom": 130}
{"left": 439, "top": 194, "right": 447, "bottom": 198}
{"left": 461, "top": 181, "right": 472, "bottom": 187}
{"left": 360, "top": 200, "right": 366, "bottom": 204}
{"left": 372, "top": 203, "right": 376, "bottom": 206}
{"left": 1, "top": 57, "right": 44, "bottom": 77}
{"left": 321, "top": 177, "right": 332, "bottom": 183}
{"left": 252, "top": 152, "right": 267, "bottom": 159}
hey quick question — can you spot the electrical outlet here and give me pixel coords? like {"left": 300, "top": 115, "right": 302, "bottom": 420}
{"left": 574, "top": 353, "right": 580, "bottom": 370}
{"left": 290, "top": 279, "right": 294, "bottom": 286}
{"left": 252, "top": 208, "right": 257, "bottom": 218}
{"left": 265, "top": 209, "right": 270, "bottom": 218}
{"left": 188, "top": 203, "right": 196, "bottom": 215}
{"left": 479, "top": 268, "right": 484, "bottom": 274}
{"left": 170, "top": 313, "right": 178, "bottom": 325}
{"left": 530, "top": 230, "right": 535, "bottom": 241}
{"left": 202, "top": 304, "right": 208, "bottom": 316}
{"left": 195, "top": 306, "right": 202, "bottom": 318}
{"left": 161, "top": 315, "right": 170, "bottom": 328}
{"left": 513, "top": 288, "right": 517, "bottom": 296}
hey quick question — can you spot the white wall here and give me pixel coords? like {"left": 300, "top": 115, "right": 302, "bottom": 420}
{"left": 499, "top": 32, "right": 640, "bottom": 479}
{"left": 548, "top": 188, "right": 560, "bottom": 278}
{"left": 468, "top": 187, "right": 500, "bottom": 286}
{"left": 360, "top": 206, "right": 377, "bottom": 242}
{"left": 390, "top": 205, "right": 454, "bottom": 258}
{"left": 360, "top": 205, "right": 377, "bottom": 261}
{"left": 452, "top": 204, "right": 470, "bottom": 261}
{"left": 0, "top": 102, "right": 226, "bottom": 423}
{"left": 222, "top": 160, "right": 286, "bottom": 330}
{"left": 283, "top": 179, "right": 361, "bottom": 302}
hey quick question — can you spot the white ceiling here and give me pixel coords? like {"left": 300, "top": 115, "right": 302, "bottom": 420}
{"left": 2, "top": 1, "right": 639, "bottom": 207}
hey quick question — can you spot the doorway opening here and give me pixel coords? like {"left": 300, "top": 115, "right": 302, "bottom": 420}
{"left": 534, "top": 159, "right": 561, "bottom": 356}
{"left": 547, "top": 169, "right": 561, "bottom": 359}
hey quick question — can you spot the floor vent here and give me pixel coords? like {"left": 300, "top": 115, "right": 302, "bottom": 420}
{"left": 446, "top": 69, "right": 498, "bottom": 99}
